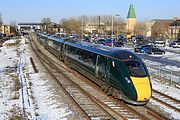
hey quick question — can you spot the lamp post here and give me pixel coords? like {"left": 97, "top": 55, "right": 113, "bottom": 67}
{"left": 115, "top": 14, "right": 120, "bottom": 41}
{"left": 111, "top": 14, "right": 120, "bottom": 47}
{"left": 98, "top": 16, "right": 100, "bottom": 35}
{"left": 81, "top": 16, "right": 84, "bottom": 39}
{"left": 111, "top": 15, "right": 114, "bottom": 47}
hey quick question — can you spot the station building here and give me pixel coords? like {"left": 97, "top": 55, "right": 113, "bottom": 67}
{"left": 18, "top": 23, "right": 42, "bottom": 31}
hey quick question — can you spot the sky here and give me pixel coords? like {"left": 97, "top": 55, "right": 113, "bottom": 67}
{"left": 0, "top": 0, "right": 180, "bottom": 24}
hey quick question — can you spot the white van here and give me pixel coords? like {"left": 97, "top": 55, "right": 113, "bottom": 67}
{"left": 155, "top": 41, "right": 165, "bottom": 47}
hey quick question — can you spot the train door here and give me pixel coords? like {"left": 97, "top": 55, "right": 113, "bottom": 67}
{"left": 45, "top": 36, "right": 49, "bottom": 48}
{"left": 95, "top": 55, "right": 107, "bottom": 80}
{"left": 106, "top": 59, "right": 123, "bottom": 88}
{"left": 62, "top": 44, "right": 68, "bottom": 63}
{"left": 106, "top": 58, "right": 111, "bottom": 82}
{"left": 95, "top": 55, "right": 100, "bottom": 77}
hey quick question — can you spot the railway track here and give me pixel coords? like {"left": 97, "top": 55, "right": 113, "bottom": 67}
{"left": 18, "top": 41, "right": 32, "bottom": 120}
{"left": 18, "top": 56, "right": 26, "bottom": 120}
{"left": 152, "top": 89, "right": 180, "bottom": 113}
{"left": 28, "top": 33, "right": 172, "bottom": 119}
{"left": 29, "top": 34, "right": 116, "bottom": 119}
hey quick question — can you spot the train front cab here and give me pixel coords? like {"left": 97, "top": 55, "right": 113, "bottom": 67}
{"left": 124, "top": 60, "right": 152, "bottom": 105}
{"left": 105, "top": 58, "right": 152, "bottom": 105}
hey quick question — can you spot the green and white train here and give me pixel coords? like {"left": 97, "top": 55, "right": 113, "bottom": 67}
{"left": 37, "top": 32, "right": 152, "bottom": 105}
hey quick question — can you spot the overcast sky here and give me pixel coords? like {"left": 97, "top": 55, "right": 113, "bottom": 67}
{"left": 0, "top": 0, "right": 180, "bottom": 24}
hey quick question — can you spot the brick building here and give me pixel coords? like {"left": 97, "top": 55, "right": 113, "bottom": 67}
{"left": 169, "top": 19, "right": 180, "bottom": 40}
{"left": 0, "top": 25, "right": 16, "bottom": 35}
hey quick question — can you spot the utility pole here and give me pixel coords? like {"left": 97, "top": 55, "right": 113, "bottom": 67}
{"left": 98, "top": 16, "right": 100, "bottom": 35}
{"left": 111, "top": 15, "right": 114, "bottom": 47}
{"left": 0, "top": 12, "right": 3, "bottom": 25}
{"left": 115, "top": 14, "right": 120, "bottom": 41}
{"left": 81, "top": 16, "right": 84, "bottom": 39}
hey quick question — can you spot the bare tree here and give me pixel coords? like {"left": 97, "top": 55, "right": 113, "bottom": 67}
{"left": 99, "top": 15, "right": 126, "bottom": 35}
{"left": 60, "top": 18, "right": 81, "bottom": 34}
{"left": 59, "top": 15, "right": 126, "bottom": 35}
{"left": 41, "top": 18, "right": 51, "bottom": 33}
{"left": 10, "top": 20, "right": 16, "bottom": 27}
{"left": 151, "top": 20, "right": 172, "bottom": 39}
{"left": 134, "top": 22, "right": 147, "bottom": 36}
{"left": 10, "top": 20, "right": 17, "bottom": 34}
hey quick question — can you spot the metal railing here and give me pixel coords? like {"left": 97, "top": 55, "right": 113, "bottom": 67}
{"left": 146, "top": 63, "right": 180, "bottom": 84}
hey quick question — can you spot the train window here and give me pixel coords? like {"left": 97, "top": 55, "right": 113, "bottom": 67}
{"left": 76, "top": 49, "right": 94, "bottom": 68}
{"left": 124, "top": 61, "right": 148, "bottom": 77}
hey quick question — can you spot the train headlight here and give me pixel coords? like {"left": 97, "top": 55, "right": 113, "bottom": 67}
{"left": 125, "top": 77, "right": 131, "bottom": 83}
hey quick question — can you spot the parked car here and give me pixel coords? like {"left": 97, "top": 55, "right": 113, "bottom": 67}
{"left": 134, "top": 44, "right": 153, "bottom": 52}
{"left": 173, "top": 41, "right": 180, "bottom": 48}
{"left": 148, "top": 42, "right": 156, "bottom": 46}
{"left": 139, "top": 47, "right": 151, "bottom": 53}
{"left": 145, "top": 47, "right": 165, "bottom": 54}
{"left": 113, "top": 41, "right": 124, "bottom": 47}
{"left": 104, "top": 39, "right": 115, "bottom": 46}
{"left": 154, "top": 41, "right": 165, "bottom": 47}
{"left": 96, "top": 39, "right": 106, "bottom": 44}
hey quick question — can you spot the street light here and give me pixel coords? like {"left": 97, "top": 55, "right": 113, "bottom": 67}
{"left": 115, "top": 14, "right": 120, "bottom": 41}
{"left": 111, "top": 15, "right": 114, "bottom": 47}
{"left": 111, "top": 14, "right": 120, "bottom": 47}
{"left": 81, "top": 16, "right": 84, "bottom": 39}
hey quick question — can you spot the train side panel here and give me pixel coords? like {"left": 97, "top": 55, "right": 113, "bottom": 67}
{"left": 106, "top": 58, "right": 138, "bottom": 100}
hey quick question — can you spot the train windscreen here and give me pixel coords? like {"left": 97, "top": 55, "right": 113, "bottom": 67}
{"left": 124, "top": 61, "right": 148, "bottom": 77}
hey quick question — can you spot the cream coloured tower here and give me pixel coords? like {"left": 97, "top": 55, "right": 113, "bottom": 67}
{"left": 126, "top": 4, "right": 137, "bottom": 34}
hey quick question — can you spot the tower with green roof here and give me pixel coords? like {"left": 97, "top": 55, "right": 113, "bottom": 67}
{"left": 126, "top": 4, "right": 137, "bottom": 34}
{"left": 127, "top": 4, "right": 136, "bottom": 19}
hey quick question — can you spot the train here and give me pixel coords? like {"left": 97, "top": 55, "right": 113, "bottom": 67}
{"left": 36, "top": 32, "right": 152, "bottom": 105}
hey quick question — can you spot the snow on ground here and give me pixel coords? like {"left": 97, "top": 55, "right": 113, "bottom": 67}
{"left": 152, "top": 79, "right": 180, "bottom": 101}
{"left": 163, "top": 46, "right": 180, "bottom": 51}
{"left": 29, "top": 73, "right": 73, "bottom": 120}
{"left": 3, "top": 39, "right": 17, "bottom": 44}
{"left": 19, "top": 37, "right": 78, "bottom": 119}
{"left": 147, "top": 51, "right": 180, "bottom": 62}
{"left": 150, "top": 99, "right": 180, "bottom": 119}
{"left": 0, "top": 37, "right": 77, "bottom": 120}
{"left": 0, "top": 40, "right": 21, "bottom": 119}
{"left": 144, "top": 59, "right": 180, "bottom": 72}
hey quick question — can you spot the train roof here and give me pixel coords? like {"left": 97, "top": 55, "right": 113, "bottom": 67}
{"left": 37, "top": 33, "right": 141, "bottom": 61}
{"left": 48, "top": 35, "right": 66, "bottom": 43}
{"left": 65, "top": 41, "right": 141, "bottom": 61}
{"left": 110, "top": 49, "right": 140, "bottom": 61}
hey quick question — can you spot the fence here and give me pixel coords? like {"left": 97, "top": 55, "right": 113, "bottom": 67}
{"left": 146, "top": 63, "right": 180, "bottom": 84}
